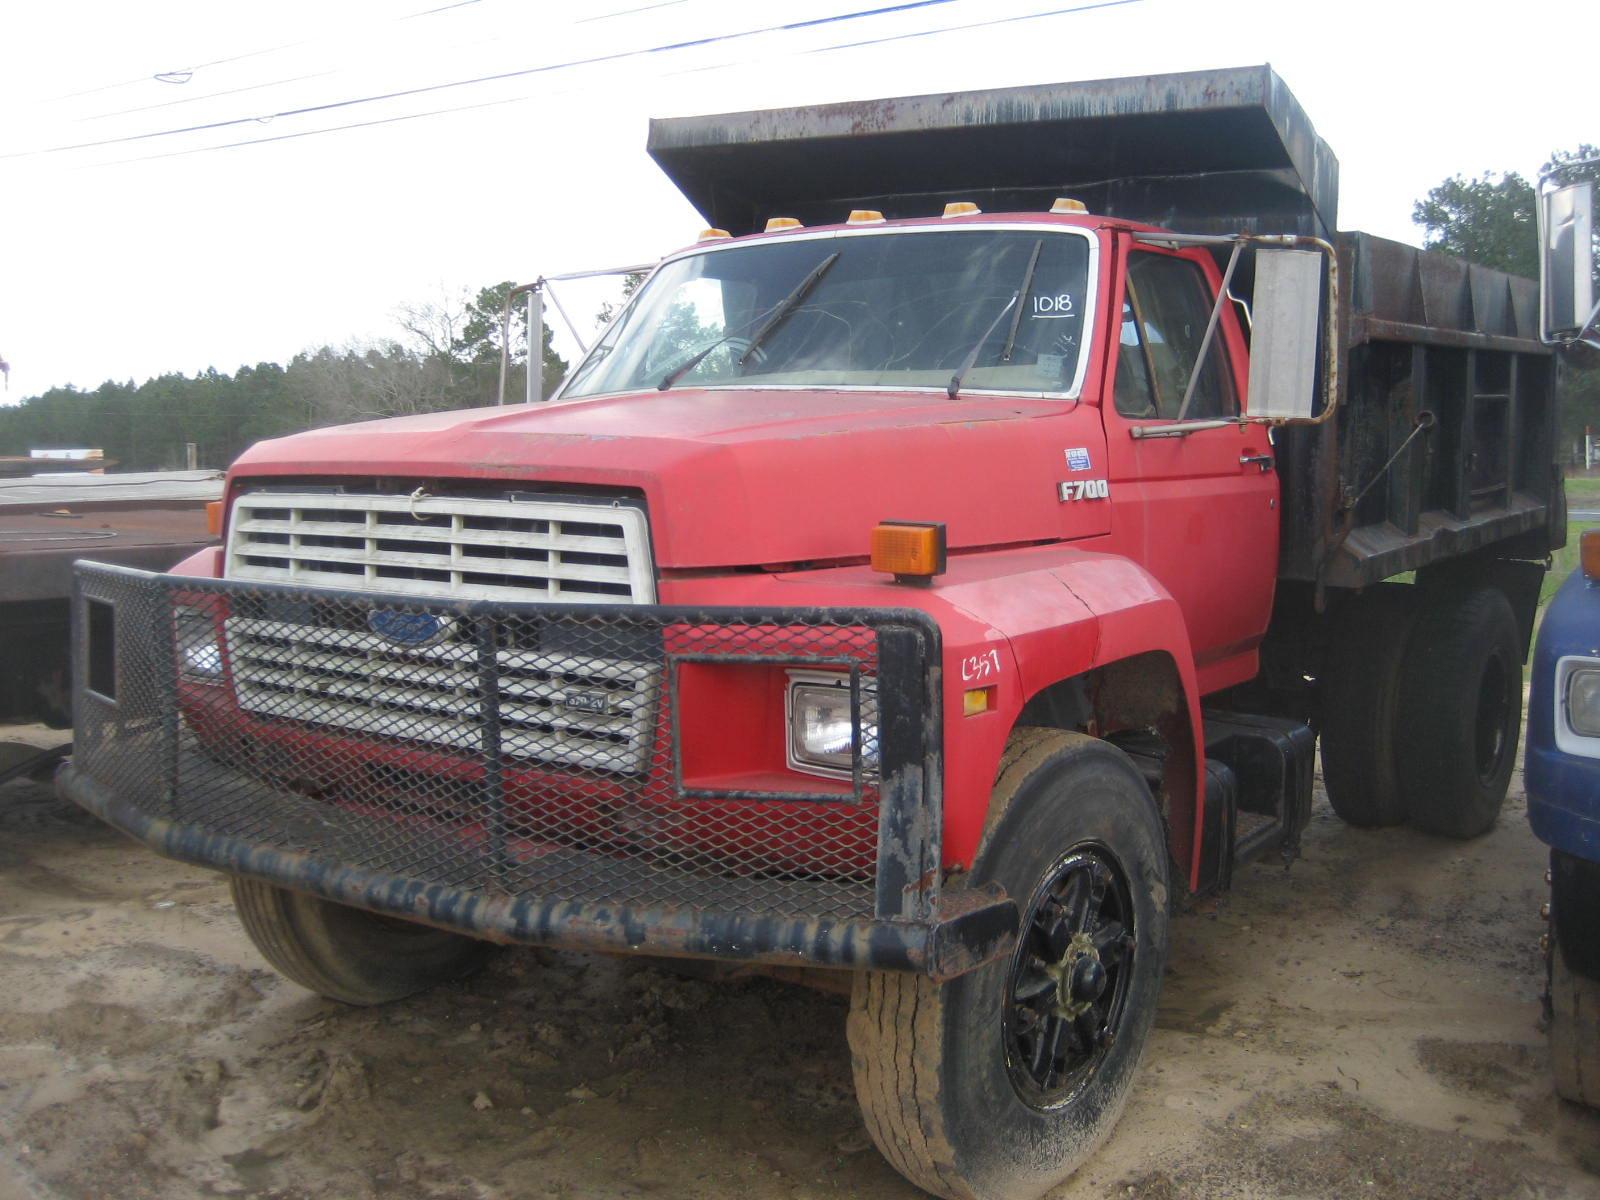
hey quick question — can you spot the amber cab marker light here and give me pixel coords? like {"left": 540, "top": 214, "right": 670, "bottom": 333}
{"left": 697, "top": 228, "right": 731, "bottom": 241}
{"left": 870, "top": 521, "right": 947, "bottom": 586}
{"left": 1050, "top": 197, "right": 1088, "bottom": 214}
{"left": 764, "top": 216, "right": 803, "bottom": 232}
{"left": 205, "top": 500, "right": 224, "bottom": 537}
{"left": 1582, "top": 529, "right": 1600, "bottom": 580}
{"left": 942, "top": 201, "right": 981, "bottom": 218}
{"left": 846, "top": 209, "right": 886, "bottom": 225}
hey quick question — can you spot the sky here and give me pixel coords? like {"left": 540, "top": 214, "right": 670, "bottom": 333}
{"left": 1, "top": 0, "right": 1591, "bottom": 401}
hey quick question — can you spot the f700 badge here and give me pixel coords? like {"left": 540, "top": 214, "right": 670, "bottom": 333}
{"left": 1059, "top": 479, "right": 1109, "bottom": 502}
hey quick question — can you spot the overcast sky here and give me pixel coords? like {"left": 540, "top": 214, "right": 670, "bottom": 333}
{"left": 2, "top": 0, "right": 1590, "bottom": 401}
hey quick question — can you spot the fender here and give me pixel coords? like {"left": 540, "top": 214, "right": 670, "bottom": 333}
{"left": 929, "top": 547, "right": 1208, "bottom": 890}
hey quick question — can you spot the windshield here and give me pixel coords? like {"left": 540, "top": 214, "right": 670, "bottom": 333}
{"left": 560, "top": 228, "right": 1094, "bottom": 399}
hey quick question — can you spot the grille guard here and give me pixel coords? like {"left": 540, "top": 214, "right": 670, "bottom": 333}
{"left": 60, "top": 562, "right": 1017, "bottom": 979}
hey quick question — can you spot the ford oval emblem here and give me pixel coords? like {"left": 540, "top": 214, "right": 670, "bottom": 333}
{"left": 367, "top": 609, "right": 453, "bottom": 648}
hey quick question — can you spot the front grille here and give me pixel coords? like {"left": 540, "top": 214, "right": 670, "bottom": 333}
{"left": 225, "top": 615, "right": 657, "bottom": 774}
{"left": 223, "top": 488, "right": 656, "bottom": 767}
{"left": 226, "top": 490, "right": 654, "bottom": 603}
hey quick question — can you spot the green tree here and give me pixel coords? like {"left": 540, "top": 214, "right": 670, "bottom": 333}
{"left": 1413, "top": 145, "right": 1600, "bottom": 282}
{"left": 453, "top": 281, "right": 569, "bottom": 400}
{"left": 0, "top": 278, "right": 580, "bottom": 470}
{"left": 1414, "top": 148, "right": 1599, "bottom": 459}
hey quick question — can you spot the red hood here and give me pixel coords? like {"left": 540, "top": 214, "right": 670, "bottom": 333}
{"left": 230, "top": 388, "right": 1103, "bottom": 569}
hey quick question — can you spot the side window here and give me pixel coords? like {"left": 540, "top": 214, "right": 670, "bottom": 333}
{"left": 1115, "top": 253, "right": 1237, "bottom": 420}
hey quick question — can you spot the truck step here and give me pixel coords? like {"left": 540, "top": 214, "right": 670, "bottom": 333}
{"left": 1117, "top": 712, "right": 1315, "bottom": 897}
{"left": 1203, "top": 710, "right": 1316, "bottom": 870}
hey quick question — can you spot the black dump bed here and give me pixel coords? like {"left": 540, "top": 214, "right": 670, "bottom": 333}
{"left": 648, "top": 64, "right": 1339, "bottom": 240}
{"left": 648, "top": 66, "right": 1561, "bottom": 590}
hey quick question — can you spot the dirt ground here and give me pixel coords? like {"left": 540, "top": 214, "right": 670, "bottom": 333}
{"left": 2, "top": 723, "right": 1597, "bottom": 1200}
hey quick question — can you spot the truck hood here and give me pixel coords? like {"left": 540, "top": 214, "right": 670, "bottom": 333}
{"left": 230, "top": 388, "right": 1099, "bottom": 569}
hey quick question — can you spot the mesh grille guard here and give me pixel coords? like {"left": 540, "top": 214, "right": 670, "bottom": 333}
{"left": 60, "top": 562, "right": 1015, "bottom": 976}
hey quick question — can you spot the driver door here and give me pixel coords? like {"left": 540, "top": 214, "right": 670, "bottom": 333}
{"left": 1101, "top": 237, "right": 1278, "bottom": 695}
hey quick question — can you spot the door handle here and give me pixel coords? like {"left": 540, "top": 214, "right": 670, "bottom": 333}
{"left": 1240, "top": 453, "right": 1273, "bottom": 473}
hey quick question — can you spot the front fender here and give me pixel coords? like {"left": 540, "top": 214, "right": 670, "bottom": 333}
{"left": 931, "top": 548, "right": 1206, "bottom": 885}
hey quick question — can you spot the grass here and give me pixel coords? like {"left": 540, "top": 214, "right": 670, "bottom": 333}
{"left": 1544, "top": 476, "right": 1600, "bottom": 608}
{"left": 1563, "top": 473, "right": 1600, "bottom": 505}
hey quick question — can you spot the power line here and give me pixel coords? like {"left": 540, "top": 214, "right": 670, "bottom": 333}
{"left": 47, "top": 0, "right": 492, "bottom": 105}
{"left": 76, "top": 0, "right": 677, "bottom": 125}
{"left": 671, "top": 0, "right": 1138, "bottom": 78}
{"left": 84, "top": 70, "right": 339, "bottom": 122}
{"left": 9, "top": 0, "right": 960, "bottom": 162}
{"left": 577, "top": 0, "right": 690, "bottom": 23}
{"left": 96, "top": 0, "right": 1144, "bottom": 169}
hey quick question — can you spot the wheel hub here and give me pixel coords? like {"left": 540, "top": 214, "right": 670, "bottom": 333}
{"left": 1043, "top": 931, "right": 1107, "bottom": 1019}
{"left": 1002, "top": 846, "right": 1136, "bottom": 1109}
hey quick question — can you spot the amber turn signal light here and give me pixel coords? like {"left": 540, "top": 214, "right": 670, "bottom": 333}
{"left": 871, "top": 521, "right": 946, "bottom": 585}
{"left": 205, "top": 500, "right": 224, "bottom": 537}
{"left": 1582, "top": 529, "right": 1600, "bottom": 580}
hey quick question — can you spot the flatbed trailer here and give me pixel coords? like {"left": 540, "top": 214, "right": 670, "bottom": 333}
{"left": 0, "top": 470, "right": 220, "bottom": 724}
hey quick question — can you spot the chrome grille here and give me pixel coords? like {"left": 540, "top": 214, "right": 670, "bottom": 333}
{"left": 226, "top": 490, "right": 655, "bottom": 603}
{"left": 225, "top": 616, "right": 657, "bottom": 774}
{"left": 223, "top": 488, "right": 657, "bottom": 771}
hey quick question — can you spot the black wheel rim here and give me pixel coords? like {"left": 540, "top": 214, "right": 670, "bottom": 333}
{"left": 1474, "top": 651, "right": 1511, "bottom": 784}
{"left": 1001, "top": 844, "right": 1135, "bottom": 1110}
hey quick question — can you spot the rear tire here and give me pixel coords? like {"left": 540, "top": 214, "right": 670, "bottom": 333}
{"left": 1320, "top": 586, "right": 1417, "bottom": 827}
{"left": 847, "top": 730, "right": 1169, "bottom": 1200}
{"left": 1550, "top": 854, "right": 1600, "bottom": 1107}
{"left": 1394, "top": 586, "right": 1521, "bottom": 839}
{"left": 230, "top": 876, "right": 496, "bottom": 1006}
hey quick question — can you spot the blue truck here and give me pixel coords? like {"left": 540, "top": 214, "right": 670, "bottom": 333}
{"left": 1527, "top": 532, "right": 1600, "bottom": 1106}
{"left": 1527, "top": 162, "right": 1599, "bottom": 1107}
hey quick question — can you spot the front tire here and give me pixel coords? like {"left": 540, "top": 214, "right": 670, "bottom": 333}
{"left": 1551, "top": 937, "right": 1600, "bottom": 1107}
{"left": 1394, "top": 586, "right": 1522, "bottom": 839}
{"left": 230, "top": 876, "right": 496, "bottom": 1006}
{"left": 847, "top": 730, "right": 1169, "bottom": 1200}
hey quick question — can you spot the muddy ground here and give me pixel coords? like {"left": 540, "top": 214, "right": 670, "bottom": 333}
{"left": 1, "top": 723, "right": 1597, "bottom": 1200}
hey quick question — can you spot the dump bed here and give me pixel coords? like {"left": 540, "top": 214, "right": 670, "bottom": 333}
{"left": 648, "top": 65, "right": 1560, "bottom": 590}
{"left": 648, "top": 64, "right": 1339, "bottom": 240}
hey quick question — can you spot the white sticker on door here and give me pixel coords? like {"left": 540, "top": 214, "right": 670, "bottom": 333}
{"left": 1064, "top": 447, "right": 1092, "bottom": 472}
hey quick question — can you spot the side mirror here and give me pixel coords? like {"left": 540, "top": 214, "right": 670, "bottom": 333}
{"left": 1541, "top": 180, "right": 1596, "bottom": 345}
{"left": 1246, "top": 248, "right": 1323, "bottom": 422}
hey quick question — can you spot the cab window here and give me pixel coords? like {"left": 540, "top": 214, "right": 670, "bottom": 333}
{"left": 1114, "top": 252, "right": 1236, "bottom": 420}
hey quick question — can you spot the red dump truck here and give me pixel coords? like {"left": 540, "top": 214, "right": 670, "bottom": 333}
{"left": 60, "top": 66, "right": 1568, "bottom": 1199}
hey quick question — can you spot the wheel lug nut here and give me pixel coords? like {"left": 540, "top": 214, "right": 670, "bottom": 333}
{"left": 1545, "top": 869, "right": 1553, "bottom": 885}
{"left": 1539, "top": 933, "right": 1550, "bottom": 955}
{"left": 1539, "top": 902, "right": 1550, "bottom": 921}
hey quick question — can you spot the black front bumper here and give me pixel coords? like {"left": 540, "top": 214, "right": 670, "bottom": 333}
{"left": 60, "top": 762, "right": 1015, "bottom": 978}
{"left": 62, "top": 563, "right": 1017, "bottom": 980}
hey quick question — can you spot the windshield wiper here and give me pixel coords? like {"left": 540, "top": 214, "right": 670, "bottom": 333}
{"left": 948, "top": 239, "right": 1043, "bottom": 399}
{"left": 737, "top": 251, "right": 839, "bottom": 366}
{"left": 656, "top": 251, "right": 841, "bottom": 391}
{"left": 999, "top": 239, "right": 1044, "bottom": 364}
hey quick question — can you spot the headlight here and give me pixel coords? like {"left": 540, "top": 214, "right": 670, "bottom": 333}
{"left": 1567, "top": 667, "right": 1600, "bottom": 738}
{"left": 174, "top": 606, "right": 223, "bottom": 680}
{"left": 787, "top": 671, "right": 879, "bottom": 779}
